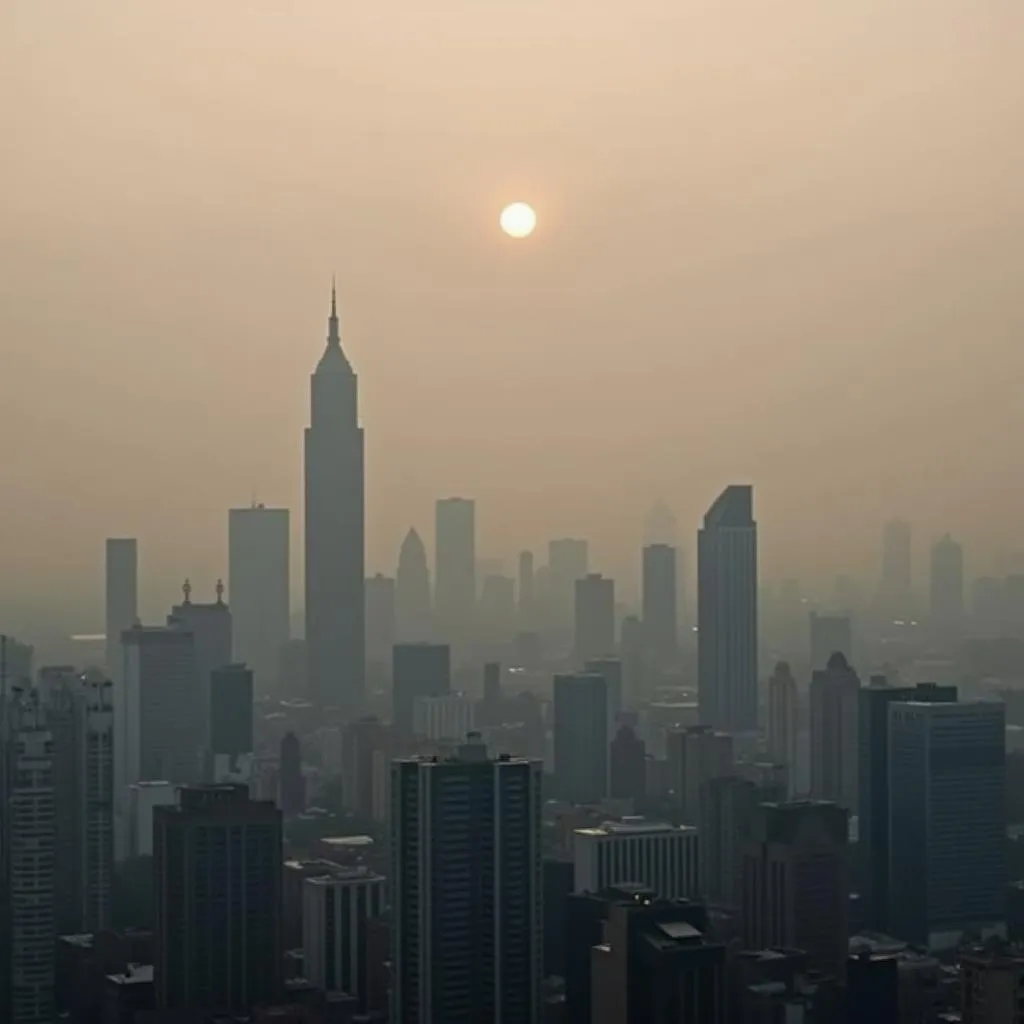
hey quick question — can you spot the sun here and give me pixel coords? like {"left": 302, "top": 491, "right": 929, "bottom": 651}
{"left": 499, "top": 202, "right": 537, "bottom": 239}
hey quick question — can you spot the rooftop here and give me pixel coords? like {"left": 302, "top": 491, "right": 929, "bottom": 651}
{"left": 576, "top": 816, "right": 695, "bottom": 838}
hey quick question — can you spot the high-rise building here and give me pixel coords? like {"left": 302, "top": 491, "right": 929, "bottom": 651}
{"left": 958, "top": 946, "right": 1024, "bottom": 1024}
{"left": 766, "top": 661, "right": 797, "bottom": 790}
{"left": 127, "top": 780, "right": 176, "bottom": 858}
{"left": 0, "top": 695, "right": 56, "bottom": 1024}
{"left": 116, "top": 625, "right": 198, "bottom": 859}
{"left": 642, "top": 544, "right": 678, "bottom": 670}
{"left": 479, "top": 573, "right": 516, "bottom": 643}
{"left": 609, "top": 724, "right": 646, "bottom": 803}
{"left": 888, "top": 699, "right": 1006, "bottom": 950}
{"left": 209, "top": 664, "right": 253, "bottom": 781}
{"left": 392, "top": 642, "right": 451, "bottom": 734}
{"left": 153, "top": 784, "right": 283, "bottom": 1013}
{"left": 881, "top": 519, "right": 912, "bottom": 616}
{"left": 391, "top": 741, "right": 543, "bottom": 1024}
{"left": 518, "top": 550, "right": 535, "bottom": 627}
{"left": 742, "top": 800, "right": 849, "bottom": 981}
{"left": 303, "top": 868, "right": 386, "bottom": 1010}
{"left": 395, "top": 527, "right": 432, "bottom": 643}
{"left": 553, "top": 672, "right": 609, "bottom": 804}
{"left": 573, "top": 817, "right": 699, "bottom": 900}
{"left": 574, "top": 573, "right": 615, "bottom": 665}
{"left": 619, "top": 614, "right": 645, "bottom": 708}
{"left": 364, "top": 573, "right": 396, "bottom": 671}
{"left": 698, "top": 485, "right": 758, "bottom": 733}
{"left": 929, "top": 534, "right": 965, "bottom": 633}
{"left": 666, "top": 724, "right": 735, "bottom": 822}
{"left": 278, "top": 731, "right": 306, "bottom": 817}
{"left": 591, "top": 895, "right": 726, "bottom": 1024}
{"left": 434, "top": 498, "right": 476, "bottom": 649}
{"left": 809, "top": 612, "right": 853, "bottom": 671}
{"left": 857, "top": 679, "right": 957, "bottom": 931}
{"left": 105, "top": 538, "right": 138, "bottom": 687}
{"left": 584, "top": 656, "right": 623, "bottom": 727}
{"left": 412, "top": 692, "right": 475, "bottom": 740}
{"left": 227, "top": 504, "right": 289, "bottom": 691}
{"left": 304, "top": 284, "right": 365, "bottom": 714}
{"left": 810, "top": 652, "right": 860, "bottom": 811}
{"left": 549, "top": 538, "right": 589, "bottom": 631}
{"left": 341, "top": 716, "right": 389, "bottom": 820}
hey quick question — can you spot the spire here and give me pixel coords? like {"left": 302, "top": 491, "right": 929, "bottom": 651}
{"left": 327, "top": 277, "right": 340, "bottom": 348}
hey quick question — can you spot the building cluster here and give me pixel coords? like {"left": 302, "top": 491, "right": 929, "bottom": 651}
{"left": 3, "top": 291, "right": 1024, "bottom": 1024}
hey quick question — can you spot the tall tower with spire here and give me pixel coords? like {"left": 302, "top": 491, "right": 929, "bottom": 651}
{"left": 304, "top": 283, "right": 365, "bottom": 714}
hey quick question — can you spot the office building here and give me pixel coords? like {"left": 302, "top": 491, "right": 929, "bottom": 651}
{"left": 392, "top": 642, "right": 451, "bottom": 734}
{"left": 573, "top": 817, "right": 699, "bottom": 900}
{"left": 888, "top": 700, "right": 1006, "bottom": 950}
{"left": 742, "top": 800, "right": 849, "bottom": 981}
{"left": 0, "top": 696, "right": 56, "bottom": 1024}
{"left": 585, "top": 656, "right": 623, "bottom": 726}
{"left": 609, "top": 724, "right": 646, "bottom": 803}
{"left": 127, "top": 780, "right": 177, "bottom": 858}
{"left": 364, "top": 573, "right": 396, "bottom": 671}
{"left": 395, "top": 527, "right": 432, "bottom": 643}
{"left": 591, "top": 895, "right": 726, "bottom": 1024}
{"left": 549, "top": 537, "right": 589, "bottom": 630}
{"left": 810, "top": 652, "right": 860, "bottom": 811}
{"left": 766, "top": 661, "right": 797, "bottom": 790}
{"left": 958, "top": 946, "right": 1024, "bottom": 1024}
{"left": 929, "top": 534, "right": 965, "bottom": 633}
{"left": 304, "top": 284, "right": 366, "bottom": 714}
{"left": 228, "top": 504, "right": 290, "bottom": 691}
{"left": 154, "top": 785, "right": 282, "bottom": 1013}
{"left": 391, "top": 742, "right": 543, "bottom": 1024}
{"left": 642, "top": 543, "right": 678, "bottom": 670}
{"left": 574, "top": 573, "right": 615, "bottom": 665}
{"left": 518, "top": 549, "right": 535, "bottom": 627}
{"left": 434, "top": 497, "right": 476, "bottom": 648}
{"left": 479, "top": 573, "right": 516, "bottom": 643}
{"left": 665, "top": 724, "right": 734, "bottom": 822}
{"left": 341, "top": 716, "right": 389, "bottom": 820}
{"left": 809, "top": 611, "right": 853, "bottom": 671}
{"left": 858, "top": 679, "right": 957, "bottom": 931}
{"left": 881, "top": 519, "right": 912, "bottom": 616}
{"left": 209, "top": 664, "right": 253, "bottom": 780}
{"left": 279, "top": 731, "right": 306, "bottom": 817}
{"left": 619, "top": 614, "right": 644, "bottom": 707}
{"left": 554, "top": 672, "right": 609, "bottom": 804}
{"left": 697, "top": 485, "right": 758, "bottom": 732}
{"left": 303, "top": 868, "right": 386, "bottom": 1010}
{"left": 116, "top": 625, "right": 198, "bottom": 859}
{"left": 412, "top": 691, "right": 475, "bottom": 740}
{"left": 105, "top": 538, "right": 138, "bottom": 690}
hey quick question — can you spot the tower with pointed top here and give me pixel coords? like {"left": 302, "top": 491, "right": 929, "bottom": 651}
{"left": 304, "top": 285, "right": 366, "bottom": 715}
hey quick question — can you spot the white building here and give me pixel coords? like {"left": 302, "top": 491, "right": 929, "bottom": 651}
{"left": 573, "top": 816, "right": 699, "bottom": 900}
{"left": 412, "top": 692, "right": 475, "bottom": 740}
{"left": 127, "top": 780, "right": 177, "bottom": 858}
{"left": 303, "top": 868, "right": 386, "bottom": 1006}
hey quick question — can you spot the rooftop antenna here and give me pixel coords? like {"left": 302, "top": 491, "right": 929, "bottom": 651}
{"left": 182, "top": 578, "right": 192, "bottom": 605}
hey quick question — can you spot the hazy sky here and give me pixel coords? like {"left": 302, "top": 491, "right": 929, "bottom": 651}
{"left": 3, "top": 0, "right": 1024, "bottom": 630}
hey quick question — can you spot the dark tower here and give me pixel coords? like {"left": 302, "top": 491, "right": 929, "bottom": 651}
{"left": 278, "top": 731, "right": 305, "bottom": 817}
{"left": 304, "top": 283, "right": 365, "bottom": 715}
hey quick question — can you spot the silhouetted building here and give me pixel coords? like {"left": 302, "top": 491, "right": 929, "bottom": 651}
{"left": 543, "top": 858, "right": 575, "bottom": 978}
{"left": 391, "top": 741, "right": 543, "bottom": 1023}
{"left": 809, "top": 612, "right": 853, "bottom": 671}
{"left": 364, "top": 573, "right": 396, "bottom": 672}
{"left": 279, "top": 731, "right": 306, "bottom": 817}
{"left": 666, "top": 724, "right": 734, "bottom": 822}
{"left": 518, "top": 550, "right": 535, "bottom": 628}
{"left": 549, "top": 538, "right": 589, "bottom": 631}
{"left": 929, "top": 534, "right": 965, "bottom": 635}
{"left": 810, "top": 652, "right": 860, "bottom": 811}
{"left": 341, "top": 716, "right": 388, "bottom": 820}
{"left": 847, "top": 950, "right": 899, "bottom": 1024}
{"left": 304, "top": 284, "right": 365, "bottom": 714}
{"left": 858, "top": 679, "right": 957, "bottom": 931}
{"left": 435, "top": 497, "right": 476, "bottom": 650}
{"left": 413, "top": 692, "right": 475, "bottom": 739}
{"left": 228, "top": 504, "right": 290, "bottom": 691}
{"left": 391, "top": 642, "right": 451, "bottom": 734}
{"left": 888, "top": 699, "right": 1006, "bottom": 950}
{"left": 209, "top": 664, "right": 253, "bottom": 780}
{"left": 742, "top": 800, "right": 849, "bottom": 981}
{"left": 105, "top": 537, "right": 138, "bottom": 688}
{"left": 153, "top": 784, "right": 283, "bottom": 1013}
{"left": 591, "top": 894, "right": 726, "bottom": 1024}
{"left": 698, "top": 485, "right": 758, "bottom": 733}
{"left": 620, "top": 614, "right": 645, "bottom": 707}
{"left": 766, "top": 661, "right": 797, "bottom": 791}
{"left": 643, "top": 544, "right": 678, "bottom": 671}
{"left": 958, "top": 945, "right": 1024, "bottom": 1024}
{"left": 610, "top": 724, "right": 647, "bottom": 802}
{"left": 881, "top": 519, "right": 913, "bottom": 617}
{"left": 554, "top": 672, "right": 609, "bottom": 804}
{"left": 575, "top": 574, "right": 615, "bottom": 665}
{"left": 395, "top": 527, "right": 432, "bottom": 643}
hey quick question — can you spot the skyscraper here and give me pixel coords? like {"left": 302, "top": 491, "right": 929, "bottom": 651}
{"left": 574, "top": 573, "right": 615, "bottom": 665}
{"left": 208, "top": 664, "right": 254, "bottom": 781}
{"left": 929, "top": 534, "right": 965, "bottom": 634}
{"left": 391, "top": 741, "right": 543, "bottom": 1024}
{"left": 642, "top": 543, "right": 678, "bottom": 670}
{"left": 228, "top": 504, "right": 289, "bottom": 691}
{"left": 698, "top": 485, "right": 758, "bottom": 733}
{"left": 881, "top": 519, "right": 912, "bottom": 616}
{"left": 518, "top": 549, "right": 535, "bottom": 627}
{"left": 857, "top": 679, "right": 957, "bottom": 931}
{"left": 766, "top": 661, "right": 797, "bottom": 790}
{"left": 395, "top": 527, "right": 432, "bottom": 642}
{"left": 434, "top": 498, "right": 476, "bottom": 649}
{"left": 548, "top": 537, "right": 589, "bottom": 631}
{"left": 153, "top": 784, "right": 283, "bottom": 1013}
{"left": 304, "top": 284, "right": 365, "bottom": 715}
{"left": 392, "top": 642, "right": 451, "bottom": 734}
{"left": 105, "top": 538, "right": 137, "bottom": 686}
{"left": 364, "top": 573, "right": 396, "bottom": 670}
{"left": 809, "top": 611, "right": 853, "bottom": 671}
{"left": 888, "top": 699, "right": 1006, "bottom": 950}
{"left": 553, "top": 672, "right": 609, "bottom": 804}
{"left": 810, "top": 652, "right": 860, "bottom": 812}
{"left": 279, "top": 731, "right": 306, "bottom": 817}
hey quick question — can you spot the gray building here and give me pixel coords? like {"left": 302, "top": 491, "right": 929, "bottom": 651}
{"left": 574, "top": 573, "right": 615, "bottom": 666}
{"left": 809, "top": 652, "right": 860, "bottom": 812}
{"left": 642, "top": 543, "right": 678, "bottom": 670}
{"left": 392, "top": 642, "right": 451, "bottom": 734}
{"left": 395, "top": 527, "right": 432, "bottom": 643}
{"left": 888, "top": 699, "right": 1005, "bottom": 950}
{"left": 554, "top": 672, "right": 609, "bottom": 804}
{"left": 809, "top": 612, "right": 852, "bottom": 672}
{"left": 365, "top": 573, "right": 396, "bottom": 672}
{"left": 548, "top": 538, "right": 589, "bottom": 631}
{"left": 391, "top": 740, "right": 543, "bottom": 1024}
{"left": 698, "top": 485, "right": 758, "bottom": 733}
{"left": 105, "top": 538, "right": 137, "bottom": 687}
{"left": 304, "top": 284, "right": 366, "bottom": 715}
{"left": 435, "top": 498, "right": 476, "bottom": 651}
{"left": 929, "top": 534, "right": 965, "bottom": 633}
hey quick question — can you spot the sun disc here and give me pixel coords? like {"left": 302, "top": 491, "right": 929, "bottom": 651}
{"left": 500, "top": 202, "right": 537, "bottom": 239}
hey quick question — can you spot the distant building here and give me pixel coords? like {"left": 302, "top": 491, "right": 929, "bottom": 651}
{"left": 435, "top": 497, "right": 476, "bottom": 651}
{"left": 609, "top": 725, "right": 646, "bottom": 803}
{"left": 575, "top": 574, "right": 616, "bottom": 665}
{"left": 766, "top": 661, "right": 797, "bottom": 791}
{"left": 619, "top": 615, "right": 645, "bottom": 708}
{"left": 395, "top": 527, "right": 433, "bottom": 643}
{"left": 698, "top": 485, "right": 758, "bottom": 732}
{"left": 278, "top": 732, "right": 306, "bottom": 817}
{"left": 412, "top": 692, "right": 475, "bottom": 741}
{"left": 209, "top": 664, "right": 253, "bottom": 781}
{"left": 105, "top": 538, "right": 138, "bottom": 688}
{"left": 341, "top": 716, "right": 389, "bottom": 821}
{"left": 810, "top": 652, "right": 860, "bottom": 811}
{"left": 881, "top": 519, "right": 912, "bottom": 617}
{"left": 392, "top": 642, "right": 451, "bottom": 734}
{"left": 549, "top": 538, "right": 589, "bottom": 631}
{"left": 228, "top": 504, "right": 289, "bottom": 691}
{"left": 554, "top": 673, "right": 609, "bottom": 804}
{"left": 809, "top": 612, "right": 853, "bottom": 671}
{"left": 642, "top": 544, "right": 678, "bottom": 670}
{"left": 391, "top": 741, "right": 543, "bottom": 1023}
{"left": 929, "top": 534, "right": 965, "bottom": 634}
{"left": 364, "top": 573, "right": 396, "bottom": 672}
{"left": 518, "top": 550, "right": 535, "bottom": 628}
{"left": 665, "top": 724, "right": 734, "bottom": 822}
